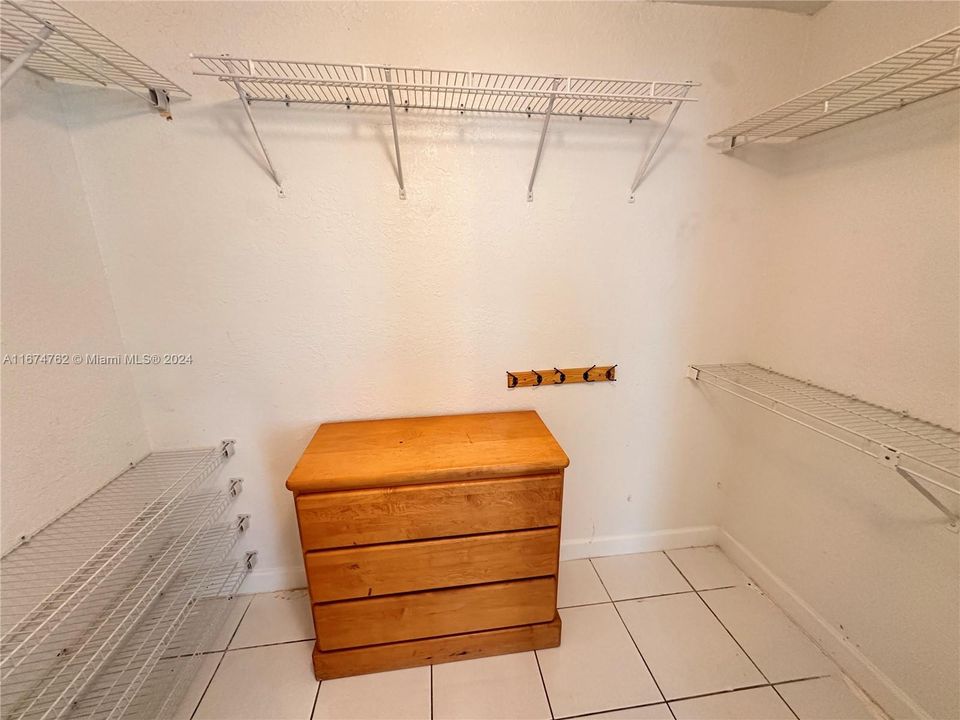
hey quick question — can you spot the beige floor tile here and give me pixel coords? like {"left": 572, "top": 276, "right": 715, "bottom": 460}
{"left": 558, "top": 559, "right": 610, "bottom": 608}
{"left": 313, "top": 666, "right": 431, "bottom": 720}
{"left": 194, "top": 641, "right": 317, "bottom": 720}
{"left": 665, "top": 546, "right": 748, "bottom": 590}
{"left": 591, "top": 553, "right": 692, "bottom": 601}
{"left": 536, "top": 604, "right": 662, "bottom": 718}
{"left": 229, "top": 588, "right": 313, "bottom": 649}
{"left": 670, "top": 687, "right": 795, "bottom": 719}
{"left": 433, "top": 651, "right": 550, "bottom": 720}
{"left": 617, "top": 593, "right": 764, "bottom": 699}
{"left": 701, "top": 586, "right": 836, "bottom": 683}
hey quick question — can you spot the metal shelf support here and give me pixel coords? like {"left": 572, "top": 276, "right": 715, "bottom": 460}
{"left": 384, "top": 67, "right": 406, "bottom": 200}
{"left": 233, "top": 81, "right": 285, "bottom": 197}
{"left": 527, "top": 79, "right": 559, "bottom": 202}
{"left": 0, "top": 23, "right": 51, "bottom": 87}
{"left": 629, "top": 88, "right": 689, "bottom": 202}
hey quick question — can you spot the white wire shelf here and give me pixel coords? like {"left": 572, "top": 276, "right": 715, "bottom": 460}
{"left": 0, "top": 516, "right": 245, "bottom": 720}
{"left": 0, "top": 442, "right": 243, "bottom": 720}
{"left": 710, "top": 27, "right": 960, "bottom": 151}
{"left": 191, "top": 55, "right": 699, "bottom": 201}
{"left": 0, "top": 0, "right": 189, "bottom": 115}
{"left": 126, "top": 561, "right": 252, "bottom": 720}
{"left": 690, "top": 363, "right": 960, "bottom": 528}
{"left": 65, "top": 553, "right": 252, "bottom": 720}
{"left": 1, "top": 443, "right": 234, "bottom": 635}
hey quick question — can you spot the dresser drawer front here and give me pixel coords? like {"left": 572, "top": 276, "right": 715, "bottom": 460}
{"left": 313, "top": 577, "right": 557, "bottom": 650}
{"left": 296, "top": 474, "right": 562, "bottom": 551}
{"left": 305, "top": 528, "right": 559, "bottom": 603}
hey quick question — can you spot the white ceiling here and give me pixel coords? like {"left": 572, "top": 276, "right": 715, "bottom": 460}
{"left": 659, "top": 0, "right": 831, "bottom": 15}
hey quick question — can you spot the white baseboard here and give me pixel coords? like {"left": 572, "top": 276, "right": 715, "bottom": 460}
{"left": 719, "top": 530, "right": 928, "bottom": 720}
{"left": 242, "top": 563, "right": 306, "bottom": 594}
{"left": 560, "top": 525, "right": 719, "bottom": 560}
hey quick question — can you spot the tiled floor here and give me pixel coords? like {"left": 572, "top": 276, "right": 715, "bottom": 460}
{"left": 178, "top": 547, "right": 885, "bottom": 720}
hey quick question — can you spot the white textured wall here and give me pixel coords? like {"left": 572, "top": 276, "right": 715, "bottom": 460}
{"left": 717, "top": 3, "right": 960, "bottom": 719}
{"left": 0, "top": 70, "right": 150, "bottom": 553}
{"left": 55, "top": 1, "right": 807, "bottom": 588}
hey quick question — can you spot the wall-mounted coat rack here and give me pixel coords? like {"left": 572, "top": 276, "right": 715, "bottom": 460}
{"left": 0, "top": 0, "right": 189, "bottom": 117}
{"left": 507, "top": 365, "right": 617, "bottom": 388}
{"left": 191, "top": 55, "right": 698, "bottom": 201}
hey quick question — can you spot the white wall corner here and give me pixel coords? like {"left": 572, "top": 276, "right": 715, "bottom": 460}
{"left": 719, "top": 530, "right": 933, "bottom": 720}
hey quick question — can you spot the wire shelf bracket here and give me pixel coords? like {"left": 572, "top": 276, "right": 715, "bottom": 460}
{"left": 191, "top": 55, "right": 698, "bottom": 201}
{"left": 709, "top": 27, "right": 960, "bottom": 152}
{"left": 0, "top": 0, "right": 190, "bottom": 118}
{"left": 689, "top": 363, "right": 960, "bottom": 531}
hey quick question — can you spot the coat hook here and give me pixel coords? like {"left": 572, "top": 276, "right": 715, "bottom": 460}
{"left": 553, "top": 367, "right": 566, "bottom": 384}
{"left": 532, "top": 370, "right": 543, "bottom": 386}
{"left": 507, "top": 372, "right": 519, "bottom": 388}
{"left": 605, "top": 364, "right": 617, "bottom": 381}
{"left": 583, "top": 364, "right": 596, "bottom": 382}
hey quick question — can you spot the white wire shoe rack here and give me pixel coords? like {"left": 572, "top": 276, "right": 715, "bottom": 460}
{"left": 0, "top": 0, "right": 189, "bottom": 117}
{"left": 191, "top": 55, "right": 698, "bottom": 201}
{"left": 710, "top": 27, "right": 960, "bottom": 151}
{"left": 0, "top": 441, "right": 257, "bottom": 720}
{"left": 689, "top": 364, "right": 960, "bottom": 530}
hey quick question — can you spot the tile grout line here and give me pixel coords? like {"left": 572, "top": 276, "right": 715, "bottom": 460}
{"left": 309, "top": 678, "right": 322, "bottom": 720}
{"left": 588, "top": 556, "right": 677, "bottom": 720}
{"left": 662, "top": 552, "right": 801, "bottom": 720}
{"left": 534, "top": 650, "right": 556, "bottom": 720}
{"left": 188, "top": 651, "right": 228, "bottom": 720}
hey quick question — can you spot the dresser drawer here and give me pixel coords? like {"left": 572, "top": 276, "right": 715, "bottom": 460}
{"left": 296, "top": 474, "right": 562, "bottom": 551}
{"left": 313, "top": 577, "right": 557, "bottom": 650}
{"left": 305, "top": 528, "right": 559, "bottom": 602}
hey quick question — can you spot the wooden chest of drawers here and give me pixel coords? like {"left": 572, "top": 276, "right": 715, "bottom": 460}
{"left": 286, "top": 411, "right": 568, "bottom": 679}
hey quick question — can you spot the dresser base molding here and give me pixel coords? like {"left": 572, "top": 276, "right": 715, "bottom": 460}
{"left": 311, "top": 615, "right": 562, "bottom": 680}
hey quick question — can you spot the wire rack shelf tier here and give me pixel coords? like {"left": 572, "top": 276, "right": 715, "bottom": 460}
{"left": 65, "top": 554, "right": 253, "bottom": 720}
{"left": 0, "top": 0, "right": 189, "bottom": 114}
{"left": 192, "top": 56, "right": 696, "bottom": 120}
{"left": 689, "top": 363, "right": 959, "bottom": 528}
{"left": 1, "top": 443, "right": 234, "bottom": 636}
{"left": 191, "top": 55, "right": 698, "bottom": 201}
{"left": 0, "top": 442, "right": 254, "bottom": 720}
{"left": 710, "top": 27, "right": 960, "bottom": 150}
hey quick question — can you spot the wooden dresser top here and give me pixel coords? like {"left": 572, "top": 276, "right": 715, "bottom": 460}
{"left": 286, "top": 411, "right": 568, "bottom": 493}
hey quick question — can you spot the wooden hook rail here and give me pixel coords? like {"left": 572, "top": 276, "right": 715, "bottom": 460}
{"left": 506, "top": 365, "right": 617, "bottom": 388}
